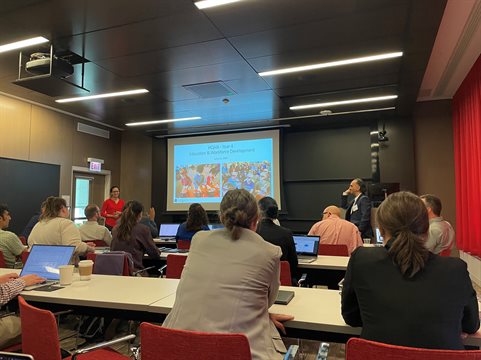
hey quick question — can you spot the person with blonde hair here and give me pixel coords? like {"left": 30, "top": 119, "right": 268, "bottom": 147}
{"left": 28, "top": 197, "right": 95, "bottom": 256}
{"left": 342, "top": 191, "right": 479, "bottom": 349}
{"left": 163, "top": 189, "right": 293, "bottom": 359}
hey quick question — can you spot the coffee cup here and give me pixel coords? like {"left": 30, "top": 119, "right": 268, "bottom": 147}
{"left": 363, "top": 238, "right": 371, "bottom": 245}
{"left": 78, "top": 260, "right": 94, "bottom": 281}
{"left": 59, "top": 265, "right": 74, "bottom": 285}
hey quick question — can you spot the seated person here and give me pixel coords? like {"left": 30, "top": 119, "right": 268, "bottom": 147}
{"left": 308, "top": 205, "right": 362, "bottom": 255}
{"left": 420, "top": 194, "right": 455, "bottom": 254}
{"left": 0, "top": 204, "right": 26, "bottom": 268}
{"left": 256, "top": 196, "right": 298, "bottom": 285}
{"left": 139, "top": 207, "right": 159, "bottom": 238}
{"left": 28, "top": 197, "right": 95, "bottom": 256}
{"left": 110, "top": 201, "right": 161, "bottom": 273}
{"left": 342, "top": 191, "right": 479, "bottom": 349}
{"left": 175, "top": 203, "right": 209, "bottom": 241}
{"left": 20, "top": 201, "right": 45, "bottom": 241}
{"left": 79, "top": 204, "right": 112, "bottom": 246}
{"left": 163, "top": 189, "right": 293, "bottom": 360}
{"left": 0, "top": 272, "right": 45, "bottom": 348}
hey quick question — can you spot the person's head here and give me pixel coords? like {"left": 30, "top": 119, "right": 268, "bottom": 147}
{"left": 84, "top": 204, "right": 100, "bottom": 221}
{"left": 0, "top": 204, "right": 11, "bottom": 229}
{"left": 220, "top": 189, "right": 259, "bottom": 240}
{"left": 376, "top": 191, "right": 429, "bottom": 278}
{"left": 349, "top": 178, "right": 366, "bottom": 196}
{"left": 420, "top": 194, "right": 442, "bottom": 219}
{"left": 258, "top": 196, "right": 278, "bottom": 220}
{"left": 110, "top": 186, "right": 120, "bottom": 199}
{"left": 322, "top": 205, "right": 341, "bottom": 220}
{"left": 185, "top": 203, "right": 209, "bottom": 231}
{"left": 117, "top": 200, "right": 143, "bottom": 241}
{"left": 42, "top": 197, "right": 69, "bottom": 220}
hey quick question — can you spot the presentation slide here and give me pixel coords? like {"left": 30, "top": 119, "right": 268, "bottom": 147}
{"left": 166, "top": 130, "right": 281, "bottom": 211}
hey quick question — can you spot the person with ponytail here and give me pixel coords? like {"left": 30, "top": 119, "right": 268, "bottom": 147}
{"left": 341, "top": 191, "right": 479, "bottom": 349}
{"left": 110, "top": 200, "right": 160, "bottom": 272}
{"left": 163, "top": 189, "right": 293, "bottom": 359}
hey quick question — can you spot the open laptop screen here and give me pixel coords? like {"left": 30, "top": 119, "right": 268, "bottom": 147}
{"left": 293, "top": 235, "right": 320, "bottom": 256}
{"left": 375, "top": 227, "right": 384, "bottom": 244}
{"left": 20, "top": 245, "right": 75, "bottom": 280}
{"left": 159, "top": 223, "right": 180, "bottom": 237}
{"left": 208, "top": 223, "right": 224, "bottom": 230}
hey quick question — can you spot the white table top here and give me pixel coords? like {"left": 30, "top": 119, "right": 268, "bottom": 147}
{"left": 298, "top": 255, "right": 349, "bottom": 270}
{"left": 153, "top": 238, "right": 176, "bottom": 245}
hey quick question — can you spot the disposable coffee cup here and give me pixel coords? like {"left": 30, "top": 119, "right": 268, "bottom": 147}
{"left": 78, "top": 260, "right": 94, "bottom": 281}
{"left": 59, "top": 265, "right": 74, "bottom": 286}
{"left": 363, "top": 238, "right": 371, "bottom": 245}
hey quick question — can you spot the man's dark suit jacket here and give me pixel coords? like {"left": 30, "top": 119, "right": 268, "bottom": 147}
{"left": 341, "top": 241, "right": 480, "bottom": 350}
{"left": 341, "top": 193, "right": 373, "bottom": 238}
{"left": 256, "top": 219, "right": 298, "bottom": 284}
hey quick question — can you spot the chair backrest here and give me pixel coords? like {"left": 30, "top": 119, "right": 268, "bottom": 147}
{"left": 91, "top": 239, "right": 108, "bottom": 247}
{"left": 280, "top": 261, "right": 292, "bottom": 286}
{"left": 18, "top": 296, "right": 62, "bottom": 360}
{"left": 177, "top": 240, "right": 191, "bottom": 250}
{"left": 318, "top": 244, "right": 349, "bottom": 256}
{"left": 89, "top": 252, "right": 132, "bottom": 276}
{"left": 140, "top": 322, "right": 251, "bottom": 360}
{"left": 166, "top": 254, "right": 187, "bottom": 279}
{"left": 439, "top": 248, "right": 452, "bottom": 257}
{"left": 0, "top": 251, "right": 7, "bottom": 268}
{"left": 20, "top": 250, "right": 29, "bottom": 265}
{"left": 18, "top": 236, "right": 27, "bottom": 246}
{"left": 346, "top": 338, "right": 481, "bottom": 359}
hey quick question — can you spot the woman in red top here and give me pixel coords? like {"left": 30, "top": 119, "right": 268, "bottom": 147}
{"left": 101, "top": 186, "right": 125, "bottom": 230}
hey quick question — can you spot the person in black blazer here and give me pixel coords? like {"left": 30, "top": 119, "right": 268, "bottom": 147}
{"left": 341, "top": 178, "right": 373, "bottom": 239}
{"left": 256, "top": 197, "right": 298, "bottom": 285}
{"left": 341, "top": 191, "right": 479, "bottom": 350}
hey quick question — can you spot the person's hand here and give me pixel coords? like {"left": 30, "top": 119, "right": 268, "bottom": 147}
{"left": 343, "top": 188, "right": 351, "bottom": 196}
{"left": 149, "top": 207, "right": 156, "bottom": 221}
{"left": 114, "top": 211, "right": 122, "bottom": 217}
{"left": 20, "top": 274, "right": 45, "bottom": 287}
{"left": 269, "top": 313, "right": 294, "bottom": 335}
{"left": 0, "top": 273, "right": 19, "bottom": 284}
{"left": 86, "top": 242, "right": 96, "bottom": 248}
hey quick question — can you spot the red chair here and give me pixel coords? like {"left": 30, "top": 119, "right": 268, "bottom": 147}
{"left": 280, "top": 261, "right": 292, "bottom": 286}
{"left": 318, "top": 244, "right": 349, "bottom": 256}
{"left": 140, "top": 322, "right": 251, "bottom": 360}
{"left": 0, "top": 251, "right": 7, "bottom": 268}
{"left": 90, "top": 240, "right": 108, "bottom": 247}
{"left": 18, "top": 236, "right": 27, "bottom": 246}
{"left": 346, "top": 338, "right": 481, "bottom": 359}
{"left": 21, "top": 250, "right": 29, "bottom": 265}
{"left": 177, "top": 239, "right": 191, "bottom": 250}
{"left": 18, "top": 296, "right": 133, "bottom": 360}
{"left": 165, "top": 254, "right": 187, "bottom": 279}
{"left": 440, "top": 242, "right": 454, "bottom": 257}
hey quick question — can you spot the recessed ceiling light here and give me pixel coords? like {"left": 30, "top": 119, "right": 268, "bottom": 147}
{"left": 0, "top": 36, "right": 49, "bottom": 54}
{"left": 125, "top": 116, "right": 202, "bottom": 126}
{"left": 56, "top": 89, "right": 149, "bottom": 103}
{"left": 259, "top": 52, "right": 403, "bottom": 77}
{"left": 195, "top": 0, "right": 243, "bottom": 10}
{"left": 290, "top": 95, "right": 398, "bottom": 110}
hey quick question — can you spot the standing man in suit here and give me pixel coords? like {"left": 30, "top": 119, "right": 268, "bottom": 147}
{"left": 341, "top": 178, "right": 373, "bottom": 239}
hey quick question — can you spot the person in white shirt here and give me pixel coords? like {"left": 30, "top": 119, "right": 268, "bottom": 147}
{"left": 28, "top": 197, "right": 95, "bottom": 256}
{"left": 79, "top": 204, "right": 112, "bottom": 246}
{"left": 420, "top": 194, "right": 455, "bottom": 254}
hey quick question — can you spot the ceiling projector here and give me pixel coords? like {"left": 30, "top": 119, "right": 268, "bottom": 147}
{"left": 25, "top": 52, "right": 74, "bottom": 78}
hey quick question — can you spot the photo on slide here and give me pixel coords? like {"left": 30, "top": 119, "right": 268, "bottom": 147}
{"left": 175, "top": 163, "right": 221, "bottom": 199}
{"left": 222, "top": 161, "right": 272, "bottom": 199}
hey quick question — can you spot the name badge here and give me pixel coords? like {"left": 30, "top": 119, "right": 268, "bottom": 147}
{"left": 352, "top": 204, "right": 358, "bottom": 212}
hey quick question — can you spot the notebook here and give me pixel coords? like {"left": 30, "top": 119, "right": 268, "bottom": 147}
{"left": 159, "top": 223, "right": 180, "bottom": 240}
{"left": 275, "top": 290, "right": 295, "bottom": 305}
{"left": 294, "top": 235, "right": 319, "bottom": 263}
{"left": 20, "top": 245, "right": 75, "bottom": 291}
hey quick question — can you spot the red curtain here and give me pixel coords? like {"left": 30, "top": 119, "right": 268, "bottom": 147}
{"left": 453, "top": 54, "right": 481, "bottom": 256}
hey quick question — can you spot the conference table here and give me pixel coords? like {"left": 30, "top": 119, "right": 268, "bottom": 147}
{"left": 2, "top": 268, "right": 480, "bottom": 347}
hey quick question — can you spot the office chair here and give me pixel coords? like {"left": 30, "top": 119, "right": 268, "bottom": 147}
{"left": 139, "top": 322, "right": 251, "bottom": 360}
{"left": 318, "top": 244, "right": 349, "bottom": 256}
{"left": 346, "top": 338, "right": 481, "bottom": 359}
{"left": 0, "top": 251, "right": 7, "bottom": 268}
{"left": 176, "top": 240, "right": 190, "bottom": 250}
{"left": 18, "top": 296, "right": 134, "bottom": 360}
{"left": 280, "top": 261, "right": 307, "bottom": 287}
{"left": 159, "top": 254, "right": 187, "bottom": 279}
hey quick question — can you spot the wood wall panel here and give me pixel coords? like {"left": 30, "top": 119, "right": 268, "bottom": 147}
{"left": 0, "top": 94, "right": 31, "bottom": 160}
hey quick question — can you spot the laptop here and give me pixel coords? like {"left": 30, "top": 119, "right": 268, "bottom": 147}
{"left": 275, "top": 290, "right": 295, "bottom": 305}
{"left": 294, "top": 235, "right": 319, "bottom": 263}
{"left": 208, "top": 223, "right": 224, "bottom": 230}
{"left": 20, "top": 245, "right": 75, "bottom": 291}
{"left": 0, "top": 353, "right": 34, "bottom": 360}
{"left": 159, "top": 223, "right": 180, "bottom": 240}
{"left": 375, "top": 227, "right": 384, "bottom": 245}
